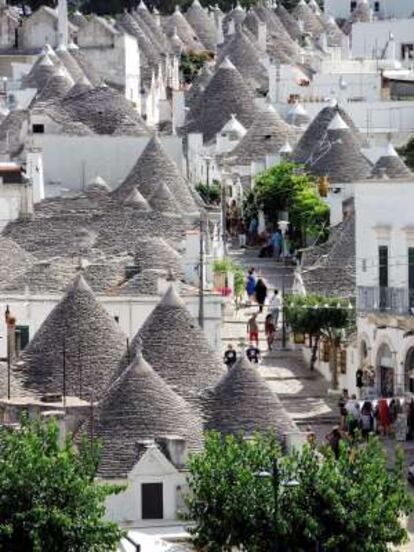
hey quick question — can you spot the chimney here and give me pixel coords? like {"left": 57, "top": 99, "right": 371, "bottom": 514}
{"left": 157, "top": 436, "right": 188, "bottom": 468}
{"left": 58, "top": 0, "right": 69, "bottom": 47}
{"left": 257, "top": 21, "right": 267, "bottom": 52}
{"left": 26, "top": 146, "right": 45, "bottom": 204}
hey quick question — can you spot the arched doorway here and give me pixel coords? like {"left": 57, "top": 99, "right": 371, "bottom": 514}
{"left": 376, "top": 343, "right": 394, "bottom": 397}
{"left": 405, "top": 348, "right": 414, "bottom": 394}
{"left": 360, "top": 340, "right": 368, "bottom": 367}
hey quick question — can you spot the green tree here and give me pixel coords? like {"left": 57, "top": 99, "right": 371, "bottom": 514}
{"left": 0, "top": 416, "right": 124, "bottom": 551}
{"left": 398, "top": 135, "right": 414, "bottom": 171}
{"left": 186, "top": 432, "right": 413, "bottom": 552}
{"left": 285, "top": 293, "right": 354, "bottom": 386}
{"left": 253, "top": 161, "right": 330, "bottom": 248}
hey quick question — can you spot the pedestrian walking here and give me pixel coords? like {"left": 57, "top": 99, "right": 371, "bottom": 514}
{"left": 356, "top": 367, "right": 363, "bottom": 399}
{"left": 238, "top": 218, "right": 247, "bottom": 248}
{"left": 247, "top": 313, "right": 259, "bottom": 347}
{"left": 345, "top": 394, "right": 360, "bottom": 436}
{"left": 223, "top": 344, "right": 237, "bottom": 369}
{"left": 265, "top": 314, "right": 276, "bottom": 351}
{"left": 246, "top": 268, "right": 256, "bottom": 305}
{"left": 246, "top": 343, "right": 261, "bottom": 364}
{"left": 248, "top": 217, "right": 258, "bottom": 245}
{"left": 338, "top": 389, "right": 349, "bottom": 429}
{"left": 360, "top": 401, "right": 374, "bottom": 439}
{"left": 255, "top": 277, "right": 268, "bottom": 313}
{"left": 269, "top": 289, "right": 282, "bottom": 328}
{"left": 325, "top": 426, "right": 345, "bottom": 459}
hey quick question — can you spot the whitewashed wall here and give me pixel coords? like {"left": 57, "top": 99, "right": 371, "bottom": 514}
{"left": 355, "top": 180, "right": 414, "bottom": 289}
{"left": 0, "top": 291, "right": 223, "bottom": 357}
{"left": 105, "top": 447, "right": 186, "bottom": 526}
{"left": 324, "top": 0, "right": 414, "bottom": 19}
{"left": 31, "top": 134, "right": 184, "bottom": 195}
{"left": 352, "top": 19, "right": 414, "bottom": 61}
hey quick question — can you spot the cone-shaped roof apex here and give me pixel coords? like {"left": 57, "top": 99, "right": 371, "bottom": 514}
{"left": 328, "top": 112, "right": 349, "bottom": 131}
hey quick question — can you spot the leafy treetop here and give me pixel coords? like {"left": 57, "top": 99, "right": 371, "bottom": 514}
{"left": 186, "top": 431, "right": 413, "bottom": 552}
{"left": 0, "top": 415, "right": 124, "bottom": 552}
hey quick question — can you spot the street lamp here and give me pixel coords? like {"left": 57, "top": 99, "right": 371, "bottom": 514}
{"left": 257, "top": 459, "right": 300, "bottom": 552}
{"left": 278, "top": 220, "right": 289, "bottom": 349}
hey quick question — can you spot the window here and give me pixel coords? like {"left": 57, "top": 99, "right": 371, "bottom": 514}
{"left": 350, "top": 1, "right": 357, "bottom": 11}
{"left": 32, "top": 124, "right": 44, "bottom": 134}
{"left": 362, "top": 258, "right": 367, "bottom": 272}
{"left": 408, "top": 248, "right": 414, "bottom": 307}
{"left": 378, "top": 245, "right": 388, "bottom": 310}
{"left": 114, "top": 316, "right": 119, "bottom": 324}
{"left": 141, "top": 483, "right": 163, "bottom": 519}
{"left": 401, "top": 43, "right": 414, "bottom": 60}
{"left": 374, "top": 1, "right": 380, "bottom": 12}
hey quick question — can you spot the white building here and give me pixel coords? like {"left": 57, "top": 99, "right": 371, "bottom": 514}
{"left": 324, "top": 0, "right": 414, "bottom": 20}
{"left": 355, "top": 178, "right": 414, "bottom": 397}
{"left": 352, "top": 18, "right": 414, "bottom": 62}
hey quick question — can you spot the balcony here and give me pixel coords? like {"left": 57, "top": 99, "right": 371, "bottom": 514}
{"left": 357, "top": 286, "right": 414, "bottom": 315}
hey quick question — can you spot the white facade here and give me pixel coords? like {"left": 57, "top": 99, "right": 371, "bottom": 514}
{"left": 354, "top": 179, "right": 414, "bottom": 397}
{"left": 324, "top": 0, "right": 414, "bottom": 20}
{"left": 105, "top": 445, "right": 187, "bottom": 526}
{"left": 352, "top": 19, "right": 414, "bottom": 61}
{"left": 0, "top": 288, "right": 223, "bottom": 358}
{"left": 28, "top": 134, "right": 184, "bottom": 196}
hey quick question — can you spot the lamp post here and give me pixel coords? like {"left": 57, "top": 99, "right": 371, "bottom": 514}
{"left": 278, "top": 220, "right": 289, "bottom": 349}
{"left": 257, "top": 459, "right": 299, "bottom": 552}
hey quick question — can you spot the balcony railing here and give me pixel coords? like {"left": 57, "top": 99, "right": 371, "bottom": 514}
{"left": 357, "top": 286, "right": 414, "bottom": 315}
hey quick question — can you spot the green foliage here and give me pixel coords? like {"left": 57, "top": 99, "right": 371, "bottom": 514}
{"left": 398, "top": 135, "right": 414, "bottom": 171}
{"left": 0, "top": 416, "right": 124, "bottom": 551}
{"left": 285, "top": 293, "right": 354, "bottom": 340}
{"left": 186, "top": 432, "right": 413, "bottom": 552}
{"left": 254, "top": 161, "right": 330, "bottom": 246}
{"left": 195, "top": 181, "right": 221, "bottom": 205}
{"left": 233, "top": 265, "right": 245, "bottom": 299}
{"left": 180, "top": 51, "right": 210, "bottom": 83}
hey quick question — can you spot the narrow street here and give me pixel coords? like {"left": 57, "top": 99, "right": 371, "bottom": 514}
{"left": 223, "top": 244, "right": 414, "bottom": 550}
{"left": 223, "top": 245, "right": 338, "bottom": 439}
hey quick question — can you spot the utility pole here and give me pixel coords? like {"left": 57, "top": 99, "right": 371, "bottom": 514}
{"left": 198, "top": 217, "right": 204, "bottom": 329}
{"left": 62, "top": 339, "right": 66, "bottom": 410}
{"left": 221, "top": 179, "right": 227, "bottom": 256}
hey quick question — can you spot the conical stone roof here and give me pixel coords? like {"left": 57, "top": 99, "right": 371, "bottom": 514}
{"left": 163, "top": 6, "right": 206, "bottom": 52}
{"left": 216, "top": 28, "right": 268, "bottom": 92}
{"left": 60, "top": 85, "right": 148, "bottom": 136}
{"left": 226, "top": 104, "right": 297, "bottom": 165}
{"left": 203, "top": 357, "right": 297, "bottom": 440}
{"left": 64, "top": 76, "right": 93, "bottom": 99}
{"left": 131, "top": 285, "right": 226, "bottom": 405}
{"left": 307, "top": 113, "right": 372, "bottom": 183}
{"left": 293, "top": 103, "right": 365, "bottom": 164}
{"left": 185, "top": 0, "right": 217, "bottom": 52}
{"left": 123, "top": 187, "right": 151, "bottom": 210}
{"left": 35, "top": 70, "right": 74, "bottom": 103}
{"left": 22, "top": 54, "right": 59, "bottom": 89}
{"left": 286, "top": 102, "right": 310, "bottom": 127}
{"left": 292, "top": 0, "right": 325, "bottom": 36}
{"left": 135, "top": 237, "right": 183, "bottom": 277}
{"left": 85, "top": 353, "right": 203, "bottom": 478}
{"left": 113, "top": 135, "right": 198, "bottom": 214}
{"left": 275, "top": 3, "right": 302, "bottom": 41}
{"left": 134, "top": 5, "right": 172, "bottom": 53}
{"left": 68, "top": 47, "right": 102, "bottom": 86}
{"left": 15, "top": 274, "right": 127, "bottom": 400}
{"left": 184, "top": 57, "right": 257, "bottom": 142}
{"left": 55, "top": 46, "right": 86, "bottom": 82}
{"left": 252, "top": 5, "right": 300, "bottom": 62}
{"left": 371, "top": 143, "right": 413, "bottom": 180}
{"left": 148, "top": 181, "right": 181, "bottom": 214}
{"left": 86, "top": 175, "right": 111, "bottom": 196}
